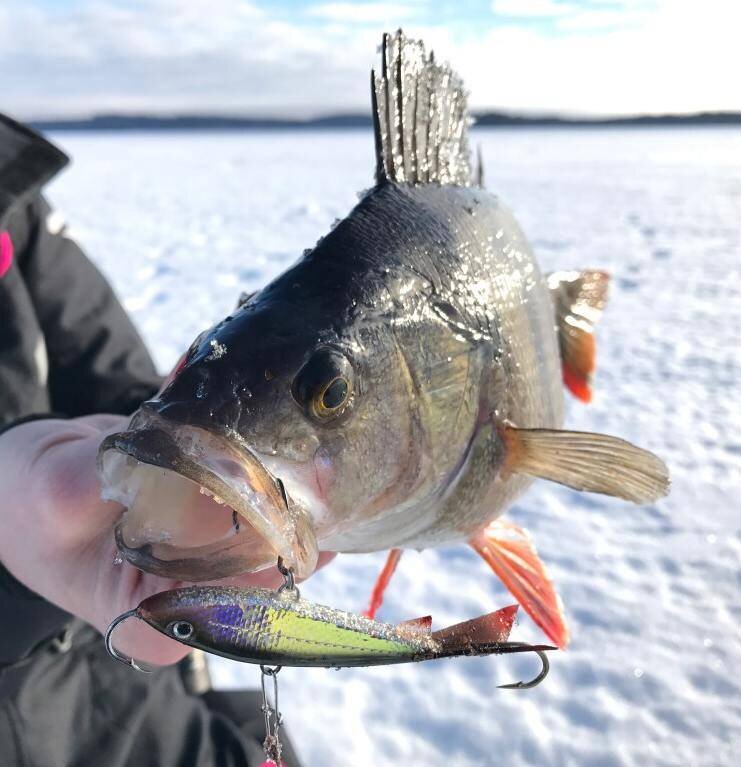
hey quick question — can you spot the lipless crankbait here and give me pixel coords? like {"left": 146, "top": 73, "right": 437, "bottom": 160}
{"left": 106, "top": 583, "right": 552, "bottom": 680}
{"left": 105, "top": 563, "right": 554, "bottom": 765}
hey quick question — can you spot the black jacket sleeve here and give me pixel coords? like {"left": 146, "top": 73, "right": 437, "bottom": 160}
{"left": 9, "top": 194, "right": 162, "bottom": 415}
{"left": 0, "top": 119, "right": 162, "bottom": 696}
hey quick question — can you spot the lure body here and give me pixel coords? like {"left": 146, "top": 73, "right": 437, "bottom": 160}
{"left": 136, "top": 586, "right": 520, "bottom": 668}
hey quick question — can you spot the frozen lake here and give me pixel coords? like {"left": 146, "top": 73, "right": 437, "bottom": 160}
{"left": 47, "top": 126, "right": 741, "bottom": 766}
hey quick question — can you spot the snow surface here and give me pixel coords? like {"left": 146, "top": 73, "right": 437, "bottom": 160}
{"left": 46, "top": 127, "right": 741, "bottom": 766}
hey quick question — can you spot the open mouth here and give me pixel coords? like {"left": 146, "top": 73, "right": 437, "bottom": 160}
{"left": 97, "top": 410, "right": 318, "bottom": 581}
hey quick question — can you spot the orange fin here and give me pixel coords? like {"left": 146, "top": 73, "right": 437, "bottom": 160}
{"left": 546, "top": 269, "right": 609, "bottom": 403}
{"left": 431, "top": 604, "right": 518, "bottom": 652}
{"left": 470, "top": 520, "right": 570, "bottom": 649}
{"left": 363, "top": 548, "right": 403, "bottom": 619}
{"left": 396, "top": 616, "right": 433, "bottom": 635}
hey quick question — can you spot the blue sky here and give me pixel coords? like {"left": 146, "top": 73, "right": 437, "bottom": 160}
{"left": 0, "top": 0, "right": 737, "bottom": 118}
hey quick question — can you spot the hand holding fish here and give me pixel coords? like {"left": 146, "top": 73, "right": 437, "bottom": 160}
{"left": 0, "top": 415, "right": 335, "bottom": 667}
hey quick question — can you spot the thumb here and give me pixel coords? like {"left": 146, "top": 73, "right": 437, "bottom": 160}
{"left": 17, "top": 418, "right": 127, "bottom": 546}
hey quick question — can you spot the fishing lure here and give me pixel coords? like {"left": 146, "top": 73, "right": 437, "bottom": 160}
{"left": 106, "top": 562, "right": 553, "bottom": 764}
{"left": 106, "top": 581, "right": 552, "bottom": 675}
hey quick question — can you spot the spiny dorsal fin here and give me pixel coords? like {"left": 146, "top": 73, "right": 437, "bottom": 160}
{"left": 475, "top": 144, "right": 485, "bottom": 188}
{"left": 547, "top": 270, "right": 609, "bottom": 403}
{"left": 372, "top": 30, "right": 471, "bottom": 186}
{"left": 500, "top": 426, "right": 670, "bottom": 503}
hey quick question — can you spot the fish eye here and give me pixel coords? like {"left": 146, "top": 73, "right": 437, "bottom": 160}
{"left": 168, "top": 620, "right": 194, "bottom": 640}
{"left": 292, "top": 349, "right": 354, "bottom": 421}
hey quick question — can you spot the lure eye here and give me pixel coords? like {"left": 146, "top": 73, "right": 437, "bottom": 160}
{"left": 292, "top": 349, "right": 354, "bottom": 422}
{"left": 168, "top": 620, "right": 194, "bottom": 640}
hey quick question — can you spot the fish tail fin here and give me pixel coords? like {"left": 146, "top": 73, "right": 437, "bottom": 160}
{"left": 546, "top": 270, "right": 610, "bottom": 402}
{"left": 431, "top": 604, "right": 518, "bottom": 655}
{"left": 371, "top": 29, "right": 471, "bottom": 186}
{"left": 470, "top": 520, "right": 570, "bottom": 649}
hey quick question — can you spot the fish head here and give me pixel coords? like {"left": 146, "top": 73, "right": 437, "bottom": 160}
{"left": 98, "top": 252, "right": 422, "bottom": 581}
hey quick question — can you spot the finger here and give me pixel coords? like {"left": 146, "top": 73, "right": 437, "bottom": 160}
{"left": 76, "top": 414, "right": 129, "bottom": 433}
{"left": 29, "top": 428, "right": 123, "bottom": 543}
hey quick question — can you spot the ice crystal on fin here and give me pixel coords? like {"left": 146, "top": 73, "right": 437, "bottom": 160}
{"left": 372, "top": 29, "right": 471, "bottom": 187}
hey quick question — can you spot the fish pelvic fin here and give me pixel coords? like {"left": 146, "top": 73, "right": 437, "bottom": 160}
{"left": 499, "top": 425, "right": 670, "bottom": 504}
{"left": 431, "top": 604, "right": 518, "bottom": 654}
{"left": 546, "top": 270, "right": 610, "bottom": 403}
{"left": 363, "top": 548, "right": 403, "bottom": 619}
{"left": 371, "top": 30, "right": 471, "bottom": 186}
{"left": 470, "top": 521, "right": 570, "bottom": 649}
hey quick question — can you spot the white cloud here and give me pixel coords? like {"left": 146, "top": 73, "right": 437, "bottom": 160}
{"left": 455, "top": 0, "right": 741, "bottom": 115}
{"left": 491, "top": 0, "right": 574, "bottom": 18}
{"left": 0, "top": 0, "right": 739, "bottom": 119}
{"left": 310, "top": 3, "right": 419, "bottom": 23}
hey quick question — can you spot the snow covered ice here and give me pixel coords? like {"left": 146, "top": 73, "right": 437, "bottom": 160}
{"left": 47, "top": 126, "right": 740, "bottom": 766}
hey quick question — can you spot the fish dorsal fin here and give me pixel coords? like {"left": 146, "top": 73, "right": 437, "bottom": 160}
{"left": 546, "top": 270, "right": 610, "bottom": 403}
{"left": 372, "top": 29, "right": 471, "bottom": 186}
{"left": 396, "top": 615, "right": 433, "bottom": 634}
{"left": 475, "top": 144, "right": 485, "bottom": 188}
{"left": 500, "top": 426, "right": 670, "bottom": 503}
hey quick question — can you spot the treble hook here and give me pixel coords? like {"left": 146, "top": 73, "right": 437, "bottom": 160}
{"left": 104, "top": 609, "right": 152, "bottom": 673}
{"left": 492, "top": 642, "right": 553, "bottom": 690}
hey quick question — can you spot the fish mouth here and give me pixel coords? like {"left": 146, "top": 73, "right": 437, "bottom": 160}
{"left": 97, "top": 410, "right": 318, "bottom": 581}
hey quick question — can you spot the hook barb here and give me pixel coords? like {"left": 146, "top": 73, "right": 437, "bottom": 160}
{"left": 494, "top": 642, "right": 555, "bottom": 690}
{"left": 104, "top": 608, "right": 153, "bottom": 673}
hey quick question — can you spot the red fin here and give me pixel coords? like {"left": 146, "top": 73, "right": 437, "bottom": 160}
{"left": 396, "top": 616, "right": 433, "bottom": 634}
{"left": 470, "top": 520, "right": 570, "bottom": 649}
{"left": 547, "top": 269, "right": 609, "bottom": 404}
{"left": 363, "top": 548, "right": 402, "bottom": 619}
{"left": 431, "top": 605, "right": 518, "bottom": 651}
{"left": 563, "top": 356, "right": 593, "bottom": 403}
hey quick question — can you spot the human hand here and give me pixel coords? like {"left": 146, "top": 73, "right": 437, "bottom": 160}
{"left": 0, "top": 415, "right": 335, "bottom": 666}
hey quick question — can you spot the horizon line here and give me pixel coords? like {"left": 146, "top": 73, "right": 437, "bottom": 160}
{"left": 26, "top": 109, "right": 741, "bottom": 131}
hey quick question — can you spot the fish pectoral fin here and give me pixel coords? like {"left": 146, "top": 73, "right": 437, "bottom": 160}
{"left": 470, "top": 521, "right": 569, "bottom": 649}
{"left": 397, "top": 615, "right": 433, "bottom": 634}
{"left": 500, "top": 425, "right": 670, "bottom": 504}
{"left": 546, "top": 269, "right": 609, "bottom": 403}
{"left": 431, "top": 603, "right": 518, "bottom": 652}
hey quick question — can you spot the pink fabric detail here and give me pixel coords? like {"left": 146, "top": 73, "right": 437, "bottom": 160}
{"left": 0, "top": 231, "right": 12, "bottom": 278}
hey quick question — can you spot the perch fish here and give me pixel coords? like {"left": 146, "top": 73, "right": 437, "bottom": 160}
{"left": 98, "top": 30, "right": 669, "bottom": 649}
